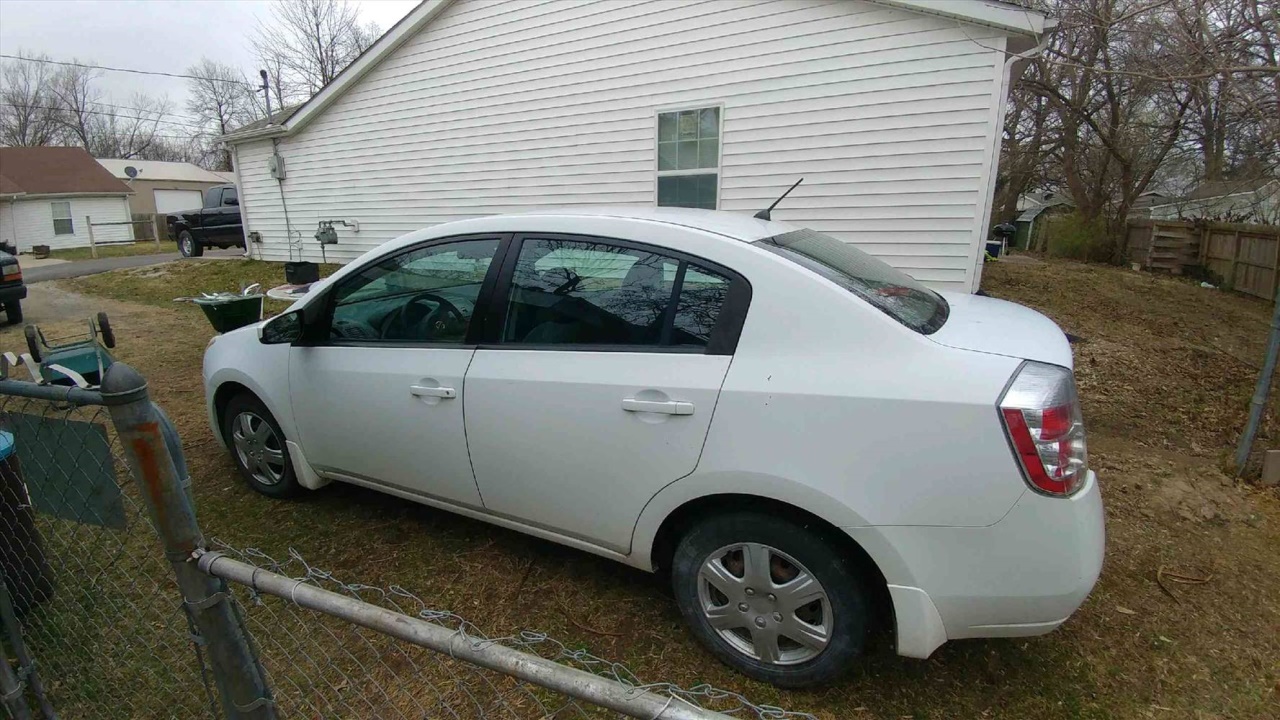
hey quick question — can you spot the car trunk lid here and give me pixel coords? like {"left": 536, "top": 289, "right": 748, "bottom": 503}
{"left": 928, "top": 291, "right": 1074, "bottom": 368}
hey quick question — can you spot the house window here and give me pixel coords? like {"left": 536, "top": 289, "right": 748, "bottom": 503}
{"left": 51, "top": 201, "right": 73, "bottom": 235}
{"left": 657, "top": 106, "right": 719, "bottom": 210}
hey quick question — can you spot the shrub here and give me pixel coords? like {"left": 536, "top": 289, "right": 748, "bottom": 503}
{"left": 1044, "top": 213, "right": 1114, "bottom": 262}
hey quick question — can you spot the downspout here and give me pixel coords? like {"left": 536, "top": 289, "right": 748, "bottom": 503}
{"left": 970, "top": 22, "right": 1058, "bottom": 290}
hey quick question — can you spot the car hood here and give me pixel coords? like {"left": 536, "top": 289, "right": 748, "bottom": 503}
{"left": 928, "top": 291, "right": 1073, "bottom": 368}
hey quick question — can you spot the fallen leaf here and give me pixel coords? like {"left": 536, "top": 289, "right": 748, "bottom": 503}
{"left": 1116, "top": 605, "right": 1137, "bottom": 615}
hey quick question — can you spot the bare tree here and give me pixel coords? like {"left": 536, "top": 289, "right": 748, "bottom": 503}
{"left": 0, "top": 51, "right": 61, "bottom": 146}
{"left": 252, "top": 0, "right": 381, "bottom": 101}
{"left": 47, "top": 61, "right": 175, "bottom": 160}
{"left": 185, "top": 58, "right": 262, "bottom": 170}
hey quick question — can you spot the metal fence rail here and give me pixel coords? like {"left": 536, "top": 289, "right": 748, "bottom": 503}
{"left": 0, "top": 365, "right": 816, "bottom": 719}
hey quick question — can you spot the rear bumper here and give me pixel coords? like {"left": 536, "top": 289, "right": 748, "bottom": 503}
{"left": 0, "top": 283, "right": 27, "bottom": 303}
{"left": 847, "top": 470, "right": 1105, "bottom": 658}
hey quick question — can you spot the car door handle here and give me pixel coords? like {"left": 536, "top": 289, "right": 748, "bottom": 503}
{"left": 410, "top": 385, "right": 456, "bottom": 399}
{"left": 622, "top": 398, "right": 694, "bottom": 415}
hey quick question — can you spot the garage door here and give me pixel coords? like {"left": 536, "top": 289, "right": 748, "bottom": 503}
{"left": 153, "top": 189, "right": 203, "bottom": 214}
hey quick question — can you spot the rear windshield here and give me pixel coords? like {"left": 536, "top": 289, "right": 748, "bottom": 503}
{"left": 756, "top": 228, "right": 949, "bottom": 334}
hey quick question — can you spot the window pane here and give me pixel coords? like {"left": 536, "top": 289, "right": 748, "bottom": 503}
{"left": 672, "top": 264, "right": 729, "bottom": 346}
{"left": 503, "top": 238, "right": 676, "bottom": 347}
{"left": 51, "top": 201, "right": 71, "bottom": 220}
{"left": 699, "top": 107, "right": 719, "bottom": 138}
{"left": 330, "top": 238, "right": 499, "bottom": 343}
{"left": 658, "top": 112, "right": 677, "bottom": 142}
{"left": 698, "top": 138, "right": 719, "bottom": 168}
{"left": 657, "top": 173, "right": 718, "bottom": 210}
{"left": 692, "top": 174, "right": 718, "bottom": 209}
{"left": 53, "top": 218, "right": 74, "bottom": 236}
{"left": 678, "top": 110, "right": 698, "bottom": 140}
{"left": 677, "top": 140, "right": 698, "bottom": 170}
{"left": 223, "top": 187, "right": 238, "bottom": 205}
{"left": 657, "top": 176, "right": 678, "bottom": 206}
{"left": 205, "top": 188, "right": 220, "bottom": 207}
{"left": 657, "top": 141, "right": 677, "bottom": 171}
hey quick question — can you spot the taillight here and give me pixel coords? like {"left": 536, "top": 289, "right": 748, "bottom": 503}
{"left": 1, "top": 265, "right": 20, "bottom": 281}
{"left": 998, "top": 362, "right": 1088, "bottom": 496}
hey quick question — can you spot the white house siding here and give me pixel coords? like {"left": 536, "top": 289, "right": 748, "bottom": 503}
{"left": 236, "top": 0, "right": 1011, "bottom": 291}
{"left": 0, "top": 202, "right": 13, "bottom": 248}
{"left": 8, "top": 195, "right": 132, "bottom": 251}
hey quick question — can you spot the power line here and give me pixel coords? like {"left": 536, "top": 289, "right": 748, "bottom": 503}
{"left": 0, "top": 102, "right": 211, "bottom": 132}
{"left": 0, "top": 53, "right": 256, "bottom": 86}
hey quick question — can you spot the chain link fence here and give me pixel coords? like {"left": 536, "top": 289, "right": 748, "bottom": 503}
{"left": 0, "top": 366, "right": 816, "bottom": 720}
{"left": 0, "top": 384, "right": 217, "bottom": 719}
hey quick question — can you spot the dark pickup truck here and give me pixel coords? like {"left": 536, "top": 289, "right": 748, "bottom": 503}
{"left": 0, "top": 249, "right": 26, "bottom": 324}
{"left": 167, "top": 184, "right": 245, "bottom": 258}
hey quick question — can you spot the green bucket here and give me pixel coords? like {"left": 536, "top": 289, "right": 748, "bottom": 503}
{"left": 194, "top": 294, "right": 264, "bottom": 333}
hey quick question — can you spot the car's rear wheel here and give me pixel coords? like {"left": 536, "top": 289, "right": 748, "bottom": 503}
{"left": 671, "top": 512, "right": 868, "bottom": 687}
{"left": 4, "top": 300, "right": 21, "bottom": 325}
{"left": 178, "top": 231, "right": 203, "bottom": 258}
{"left": 222, "top": 393, "right": 300, "bottom": 498}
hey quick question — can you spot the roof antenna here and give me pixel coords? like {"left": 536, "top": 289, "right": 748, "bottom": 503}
{"left": 754, "top": 178, "right": 803, "bottom": 220}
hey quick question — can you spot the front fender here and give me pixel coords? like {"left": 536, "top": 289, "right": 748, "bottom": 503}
{"left": 629, "top": 470, "right": 878, "bottom": 571}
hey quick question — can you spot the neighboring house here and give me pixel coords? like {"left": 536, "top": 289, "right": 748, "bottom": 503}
{"left": 0, "top": 147, "right": 133, "bottom": 252}
{"left": 221, "top": 0, "right": 1050, "bottom": 293}
{"left": 1150, "top": 179, "right": 1280, "bottom": 225}
{"left": 96, "top": 159, "right": 236, "bottom": 216}
{"left": 1128, "top": 191, "right": 1168, "bottom": 219}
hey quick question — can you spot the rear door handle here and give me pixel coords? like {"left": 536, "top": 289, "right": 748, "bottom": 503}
{"left": 410, "top": 385, "right": 456, "bottom": 399}
{"left": 622, "top": 398, "right": 694, "bottom": 415}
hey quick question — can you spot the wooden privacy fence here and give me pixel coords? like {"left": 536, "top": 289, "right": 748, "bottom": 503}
{"left": 1127, "top": 219, "right": 1280, "bottom": 300}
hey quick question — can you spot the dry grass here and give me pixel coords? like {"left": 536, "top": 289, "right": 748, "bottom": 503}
{"left": 3, "top": 256, "right": 1276, "bottom": 719}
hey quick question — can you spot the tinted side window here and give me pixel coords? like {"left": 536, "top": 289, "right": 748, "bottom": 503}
{"left": 500, "top": 237, "right": 729, "bottom": 350}
{"left": 222, "top": 187, "right": 238, "bottom": 205}
{"left": 329, "top": 239, "right": 499, "bottom": 344}
{"left": 204, "top": 187, "right": 221, "bottom": 208}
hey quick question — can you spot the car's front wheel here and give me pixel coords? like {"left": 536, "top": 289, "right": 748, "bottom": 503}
{"left": 178, "top": 231, "right": 203, "bottom": 258}
{"left": 222, "top": 392, "right": 300, "bottom": 498}
{"left": 671, "top": 511, "right": 868, "bottom": 687}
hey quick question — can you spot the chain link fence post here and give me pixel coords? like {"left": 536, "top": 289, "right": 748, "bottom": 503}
{"left": 1, "top": 630, "right": 33, "bottom": 720}
{"left": 100, "top": 363, "right": 276, "bottom": 720}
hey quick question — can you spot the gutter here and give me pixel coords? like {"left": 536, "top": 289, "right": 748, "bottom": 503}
{"left": 219, "top": 125, "right": 288, "bottom": 146}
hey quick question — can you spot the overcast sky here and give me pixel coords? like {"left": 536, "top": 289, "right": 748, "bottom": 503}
{"left": 0, "top": 0, "right": 419, "bottom": 127}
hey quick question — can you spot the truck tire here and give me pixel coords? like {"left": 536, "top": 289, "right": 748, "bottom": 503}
{"left": 178, "top": 230, "right": 203, "bottom": 258}
{"left": 4, "top": 300, "right": 21, "bottom": 325}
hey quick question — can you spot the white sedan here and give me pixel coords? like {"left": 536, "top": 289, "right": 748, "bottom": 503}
{"left": 204, "top": 208, "right": 1104, "bottom": 687}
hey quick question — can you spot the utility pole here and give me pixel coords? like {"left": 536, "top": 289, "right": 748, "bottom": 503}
{"left": 259, "top": 70, "right": 273, "bottom": 121}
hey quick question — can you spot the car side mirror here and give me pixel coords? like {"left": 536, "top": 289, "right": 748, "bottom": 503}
{"left": 225, "top": 198, "right": 239, "bottom": 206}
{"left": 259, "top": 310, "right": 302, "bottom": 344}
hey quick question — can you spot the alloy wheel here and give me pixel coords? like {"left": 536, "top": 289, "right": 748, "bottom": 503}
{"left": 696, "top": 542, "right": 832, "bottom": 665}
{"left": 230, "top": 411, "right": 286, "bottom": 486}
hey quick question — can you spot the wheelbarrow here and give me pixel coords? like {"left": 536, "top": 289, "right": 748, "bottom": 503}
{"left": 23, "top": 312, "right": 116, "bottom": 387}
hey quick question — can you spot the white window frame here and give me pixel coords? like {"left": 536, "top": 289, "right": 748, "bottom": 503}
{"left": 654, "top": 103, "right": 724, "bottom": 210}
{"left": 50, "top": 201, "right": 74, "bottom": 236}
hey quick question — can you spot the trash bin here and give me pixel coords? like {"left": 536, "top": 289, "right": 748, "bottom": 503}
{"left": 194, "top": 294, "right": 265, "bottom": 333}
{"left": 0, "top": 430, "right": 54, "bottom": 615}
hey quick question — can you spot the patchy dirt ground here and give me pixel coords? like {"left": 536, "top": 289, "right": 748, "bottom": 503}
{"left": 4, "top": 257, "right": 1277, "bottom": 719}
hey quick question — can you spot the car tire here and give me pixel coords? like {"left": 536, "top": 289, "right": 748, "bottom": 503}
{"left": 671, "top": 511, "right": 868, "bottom": 688}
{"left": 96, "top": 312, "right": 115, "bottom": 348}
{"left": 4, "top": 300, "right": 21, "bottom": 325}
{"left": 178, "top": 231, "right": 203, "bottom": 258}
{"left": 222, "top": 392, "right": 301, "bottom": 499}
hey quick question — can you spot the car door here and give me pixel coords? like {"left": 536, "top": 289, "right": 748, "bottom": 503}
{"left": 464, "top": 234, "right": 750, "bottom": 552}
{"left": 289, "top": 235, "right": 505, "bottom": 508}
{"left": 192, "top": 187, "right": 222, "bottom": 242}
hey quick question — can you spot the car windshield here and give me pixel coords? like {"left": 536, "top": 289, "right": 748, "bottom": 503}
{"left": 756, "top": 228, "right": 949, "bottom": 334}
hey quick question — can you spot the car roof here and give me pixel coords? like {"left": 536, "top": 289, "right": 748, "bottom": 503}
{"left": 435, "top": 207, "right": 798, "bottom": 243}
